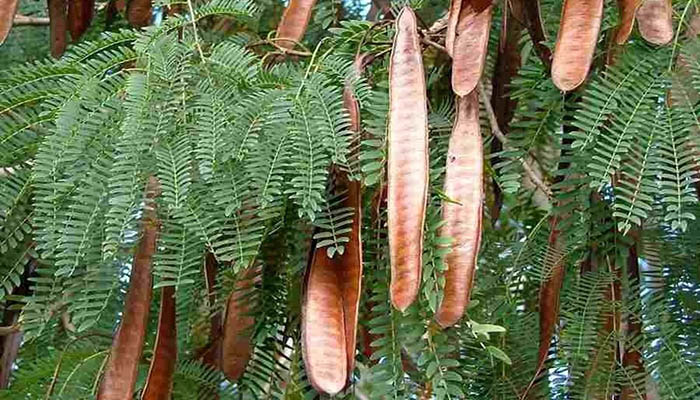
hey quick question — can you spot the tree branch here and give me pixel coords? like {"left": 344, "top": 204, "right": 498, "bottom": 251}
{"left": 478, "top": 83, "right": 553, "bottom": 199}
{"left": 13, "top": 15, "right": 50, "bottom": 26}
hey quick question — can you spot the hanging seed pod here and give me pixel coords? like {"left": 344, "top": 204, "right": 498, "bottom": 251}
{"left": 637, "top": 0, "right": 673, "bottom": 45}
{"left": 450, "top": 3, "right": 493, "bottom": 97}
{"left": 126, "top": 0, "right": 151, "bottom": 28}
{"left": 48, "top": 0, "right": 67, "bottom": 58}
{"left": 614, "top": 0, "right": 641, "bottom": 44}
{"left": 551, "top": 0, "right": 604, "bottom": 91}
{"left": 98, "top": 177, "right": 160, "bottom": 400}
{"left": 388, "top": 6, "right": 428, "bottom": 312}
{"left": 276, "top": 0, "right": 317, "bottom": 50}
{"left": 445, "top": 0, "right": 492, "bottom": 57}
{"left": 535, "top": 216, "right": 566, "bottom": 372}
{"left": 141, "top": 286, "right": 177, "bottom": 400}
{"left": 434, "top": 91, "right": 483, "bottom": 328}
{"left": 221, "top": 266, "right": 258, "bottom": 381}
{"left": 67, "top": 0, "right": 94, "bottom": 42}
{"left": 523, "top": 0, "right": 552, "bottom": 67}
{"left": 302, "top": 54, "right": 366, "bottom": 395}
{"left": 0, "top": 0, "right": 19, "bottom": 44}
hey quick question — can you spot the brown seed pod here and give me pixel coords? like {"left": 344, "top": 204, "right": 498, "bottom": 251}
{"left": 275, "top": 0, "right": 317, "bottom": 50}
{"left": 47, "top": 0, "right": 68, "bottom": 58}
{"left": 445, "top": 0, "right": 492, "bottom": 57}
{"left": 126, "top": 0, "right": 151, "bottom": 28}
{"left": 67, "top": 0, "right": 94, "bottom": 42}
{"left": 0, "top": 0, "right": 19, "bottom": 44}
{"left": 301, "top": 53, "right": 366, "bottom": 395}
{"left": 221, "top": 266, "right": 258, "bottom": 381}
{"left": 450, "top": 4, "right": 493, "bottom": 97}
{"left": 388, "top": 6, "right": 428, "bottom": 312}
{"left": 551, "top": 0, "right": 604, "bottom": 91}
{"left": 434, "top": 91, "right": 484, "bottom": 328}
{"left": 141, "top": 286, "right": 177, "bottom": 400}
{"left": 614, "top": 0, "right": 641, "bottom": 44}
{"left": 536, "top": 216, "right": 566, "bottom": 372}
{"left": 636, "top": 0, "right": 673, "bottom": 45}
{"left": 98, "top": 177, "right": 160, "bottom": 400}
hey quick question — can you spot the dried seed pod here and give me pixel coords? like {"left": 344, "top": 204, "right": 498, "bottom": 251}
{"left": 48, "top": 0, "right": 68, "bottom": 58}
{"left": 434, "top": 91, "right": 483, "bottom": 328}
{"left": 551, "top": 0, "right": 604, "bottom": 91}
{"left": 126, "top": 0, "right": 151, "bottom": 28}
{"left": 302, "top": 54, "right": 366, "bottom": 394}
{"left": 0, "top": 0, "right": 19, "bottom": 44}
{"left": 637, "top": 0, "right": 673, "bottom": 45}
{"left": 98, "top": 177, "right": 160, "bottom": 400}
{"left": 67, "top": 0, "right": 94, "bottom": 42}
{"left": 445, "top": 0, "right": 492, "bottom": 56}
{"left": 451, "top": 4, "right": 493, "bottom": 96}
{"left": 523, "top": 0, "right": 552, "bottom": 67}
{"left": 536, "top": 216, "right": 566, "bottom": 372}
{"left": 388, "top": 6, "right": 428, "bottom": 312}
{"left": 221, "top": 267, "right": 258, "bottom": 381}
{"left": 141, "top": 286, "right": 177, "bottom": 400}
{"left": 276, "top": 0, "right": 317, "bottom": 50}
{"left": 614, "top": 0, "right": 641, "bottom": 44}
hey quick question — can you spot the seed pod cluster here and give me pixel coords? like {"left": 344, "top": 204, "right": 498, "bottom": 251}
{"left": 551, "top": 0, "right": 604, "bottom": 91}
{"left": 98, "top": 177, "right": 160, "bottom": 400}
{"left": 276, "top": 0, "right": 317, "bottom": 49}
{"left": 434, "top": 91, "right": 484, "bottom": 328}
{"left": 388, "top": 7, "right": 429, "bottom": 312}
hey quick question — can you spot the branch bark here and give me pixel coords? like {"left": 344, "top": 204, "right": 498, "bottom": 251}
{"left": 13, "top": 15, "right": 50, "bottom": 26}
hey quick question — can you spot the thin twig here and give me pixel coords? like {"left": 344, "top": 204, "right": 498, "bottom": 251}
{"left": 0, "top": 325, "right": 20, "bottom": 336}
{"left": 186, "top": 0, "right": 205, "bottom": 63}
{"left": 478, "top": 83, "right": 553, "bottom": 199}
{"left": 13, "top": 15, "right": 50, "bottom": 26}
{"left": 246, "top": 39, "right": 312, "bottom": 57}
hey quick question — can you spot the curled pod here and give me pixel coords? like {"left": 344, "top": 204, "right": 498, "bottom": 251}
{"left": 98, "top": 177, "right": 160, "bottom": 400}
{"left": 221, "top": 266, "right": 258, "bottom": 381}
{"left": 141, "top": 286, "right": 177, "bottom": 400}
{"left": 614, "top": 0, "right": 641, "bottom": 44}
{"left": 48, "top": 0, "right": 68, "bottom": 58}
{"left": 434, "top": 91, "right": 483, "bottom": 328}
{"left": 535, "top": 216, "right": 566, "bottom": 372}
{"left": 67, "top": 0, "right": 94, "bottom": 42}
{"left": 0, "top": 0, "right": 19, "bottom": 44}
{"left": 388, "top": 6, "right": 429, "bottom": 312}
{"left": 451, "top": 3, "right": 493, "bottom": 97}
{"left": 551, "top": 0, "right": 604, "bottom": 91}
{"left": 126, "top": 0, "right": 151, "bottom": 28}
{"left": 276, "top": 0, "right": 317, "bottom": 50}
{"left": 637, "top": 0, "right": 673, "bottom": 45}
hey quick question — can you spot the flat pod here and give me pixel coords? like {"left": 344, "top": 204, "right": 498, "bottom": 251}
{"left": 48, "top": 0, "right": 67, "bottom": 58}
{"left": 636, "top": 0, "right": 673, "bottom": 45}
{"left": 98, "top": 177, "right": 160, "bottom": 400}
{"left": 67, "top": 0, "right": 94, "bottom": 41}
{"left": 221, "top": 267, "right": 258, "bottom": 381}
{"left": 434, "top": 91, "right": 483, "bottom": 328}
{"left": 551, "top": 0, "right": 604, "bottom": 91}
{"left": 614, "top": 0, "right": 641, "bottom": 44}
{"left": 302, "top": 244, "right": 348, "bottom": 395}
{"left": 276, "top": 0, "right": 317, "bottom": 49}
{"left": 0, "top": 0, "right": 19, "bottom": 44}
{"left": 141, "top": 286, "right": 177, "bottom": 400}
{"left": 388, "top": 6, "right": 428, "bottom": 312}
{"left": 445, "top": 0, "right": 492, "bottom": 56}
{"left": 451, "top": 4, "right": 493, "bottom": 96}
{"left": 536, "top": 216, "right": 566, "bottom": 372}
